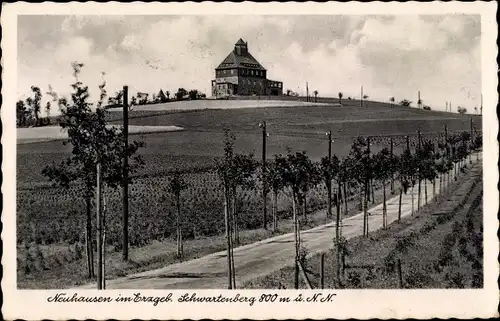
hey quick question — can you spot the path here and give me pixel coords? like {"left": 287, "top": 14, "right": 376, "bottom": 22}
{"left": 78, "top": 154, "right": 482, "bottom": 289}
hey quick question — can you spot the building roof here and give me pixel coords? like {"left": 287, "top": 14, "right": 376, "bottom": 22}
{"left": 235, "top": 38, "right": 246, "bottom": 45}
{"left": 216, "top": 39, "right": 267, "bottom": 71}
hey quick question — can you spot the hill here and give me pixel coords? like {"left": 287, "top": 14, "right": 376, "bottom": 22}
{"left": 18, "top": 98, "right": 481, "bottom": 184}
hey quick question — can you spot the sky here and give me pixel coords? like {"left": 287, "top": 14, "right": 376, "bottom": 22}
{"left": 17, "top": 14, "right": 482, "bottom": 114}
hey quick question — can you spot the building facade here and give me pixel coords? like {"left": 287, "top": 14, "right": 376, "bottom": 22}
{"left": 211, "top": 39, "right": 283, "bottom": 98}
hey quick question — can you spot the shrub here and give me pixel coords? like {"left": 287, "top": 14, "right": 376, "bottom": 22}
{"left": 347, "top": 271, "right": 362, "bottom": 288}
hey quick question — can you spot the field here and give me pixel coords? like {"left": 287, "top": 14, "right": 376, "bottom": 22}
{"left": 16, "top": 98, "right": 482, "bottom": 288}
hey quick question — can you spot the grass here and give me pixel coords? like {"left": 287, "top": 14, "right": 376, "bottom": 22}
{"left": 242, "top": 163, "right": 483, "bottom": 289}
{"left": 16, "top": 99, "right": 481, "bottom": 288}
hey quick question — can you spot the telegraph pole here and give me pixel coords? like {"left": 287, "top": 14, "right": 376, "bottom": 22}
{"left": 390, "top": 137, "right": 394, "bottom": 194}
{"left": 469, "top": 118, "right": 474, "bottom": 163}
{"left": 260, "top": 121, "right": 268, "bottom": 229}
{"left": 96, "top": 161, "right": 103, "bottom": 290}
{"left": 122, "top": 86, "right": 129, "bottom": 262}
{"left": 418, "top": 91, "right": 421, "bottom": 109}
{"left": 417, "top": 130, "right": 421, "bottom": 211}
{"left": 327, "top": 130, "right": 332, "bottom": 219}
{"left": 360, "top": 86, "right": 364, "bottom": 108}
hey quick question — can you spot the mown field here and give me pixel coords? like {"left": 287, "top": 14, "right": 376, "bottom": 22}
{"left": 16, "top": 99, "right": 482, "bottom": 288}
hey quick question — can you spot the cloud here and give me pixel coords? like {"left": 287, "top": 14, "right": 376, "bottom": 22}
{"left": 17, "top": 14, "right": 482, "bottom": 115}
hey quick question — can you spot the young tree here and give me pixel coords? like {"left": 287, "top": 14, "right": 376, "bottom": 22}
{"left": 166, "top": 90, "right": 170, "bottom": 100}
{"left": 266, "top": 156, "right": 286, "bottom": 232}
{"left": 348, "top": 137, "right": 372, "bottom": 236}
{"left": 230, "top": 152, "right": 258, "bottom": 246}
{"left": 168, "top": 172, "right": 187, "bottom": 259}
{"left": 42, "top": 62, "right": 145, "bottom": 282}
{"left": 298, "top": 160, "right": 320, "bottom": 224}
{"left": 397, "top": 149, "right": 416, "bottom": 222}
{"left": 278, "top": 150, "right": 315, "bottom": 289}
{"left": 189, "top": 89, "right": 201, "bottom": 100}
{"left": 176, "top": 88, "right": 188, "bottom": 100}
{"left": 313, "top": 90, "right": 318, "bottom": 102}
{"left": 319, "top": 155, "right": 340, "bottom": 219}
{"left": 45, "top": 101, "right": 52, "bottom": 123}
{"left": 215, "top": 128, "right": 237, "bottom": 289}
{"left": 372, "top": 148, "right": 394, "bottom": 229}
{"left": 16, "top": 100, "right": 29, "bottom": 127}
{"left": 26, "top": 85, "right": 42, "bottom": 126}
{"left": 417, "top": 140, "right": 437, "bottom": 205}
{"left": 389, "top": 96, "right": 395, "bottom": 108}
{"left": 338, "top": 92, "right": 343, "bottom": 105}
{"left": 399, "top": 99, "right": 412, "bottom": 107}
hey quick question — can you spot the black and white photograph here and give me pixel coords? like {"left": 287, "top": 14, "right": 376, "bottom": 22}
{"left": 2, "top": 2, "right": 498, "bottom": 320}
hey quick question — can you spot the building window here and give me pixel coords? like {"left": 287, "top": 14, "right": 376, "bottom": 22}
{"left": 278, "top": 83, "right": 281, "bottom": 88}
{"left": 231, "top": 69, "right": 235, "bottom": 75}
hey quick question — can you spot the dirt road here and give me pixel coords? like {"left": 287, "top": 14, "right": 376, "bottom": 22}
{"left": 78, "top": 154, "right": 482, "bottom": 289}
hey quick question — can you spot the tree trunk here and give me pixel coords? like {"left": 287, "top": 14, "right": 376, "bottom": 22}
{"left": 371, "top": 179, "right": 375, "bottom": 205}
{"left": 432, "top": 179, "right": 436, "bottom": 199}
{"left": 223, "top": 184, "right": 233, "bottom": 289}
{"left": 336, "top": 186, "right": 341, "bottom": 285}
{"left": 327, "top": 180, "right": 332, "bottom": 219}
{"left": 176, "top": 193, "right": 182, "bottom": 258}
{"left": 303, "top": 191, "right": 308, "bottom": 223}
{"left": 398, "top": 187, "right": 403, "bottom": 223}
{"left": 411, "top": 183, "right": 415, "bottom": 215}
{"left": 102, "top": 191, "right": 107, "bottom": 290}
{"left": 272, "top": 190, "right": 278, "bottom": 232}
{"left": 424, "top": 180, "right": 428, "bottom": 205}
{"left": 96, "top": 162, "right": 103, "bottom": 290}
{"left": 85, "top": 195, "right": 94, "bottom": 279}
{"left": 417, "top": 179, "right": 421, "bottom": 211}
{"left": 382, "top": 180, "right": 387, "bottom": 229}
{"left": 343, "top": 182, "right": 348, "bottom": 216}
{"left": 365, "top": 181, "right": 369, "bottom": 236}
{"left": 292, "top": 191, "right": 299, "bottom": 289}
{"left": 232, "top": 186, "right": 239, "bottom": 246}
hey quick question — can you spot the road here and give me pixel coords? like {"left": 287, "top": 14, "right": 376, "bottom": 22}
{"left": 78, "top": 154, "right": 482, "bottom": 289}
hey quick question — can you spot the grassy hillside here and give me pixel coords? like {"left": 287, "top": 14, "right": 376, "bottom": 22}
{"left": 18, "top": 99, "right": 480, "bottom": 183}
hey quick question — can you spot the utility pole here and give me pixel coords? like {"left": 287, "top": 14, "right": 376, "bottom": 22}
{"left": 122, "top": 86, "right": 129, "bottom": 262}
{"left": 306, "top": 82, "right": 309, "bottom": 102}
{"left": 327, "top": 130, "right": 332, "bottom": 219}
{"left": 260, "top": 121, "right": 268, "bottom": 229}
{"left": 96, "top": 161, "right": 103, "bottom": 290}
{"left": 417, "top": 130, "right": 421, "bottom": 211}
{"left": 390, "top": 137, "right": 394, "bottom": 194}
{"left": 470, "top": 118, "right": 474, "bottom": 163}
{"left": 364, "top": 136, "right": 370, "bottom": 237}
{"left": 360, "top": 86, "right": 364, "bottom": 108}
{"left": 418, "top": 91, "right": 421, "bottom": 109}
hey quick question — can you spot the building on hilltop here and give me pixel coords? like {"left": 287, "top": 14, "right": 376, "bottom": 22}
{"left": 211, "top": 38, "right": 283, "bottom": 98}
